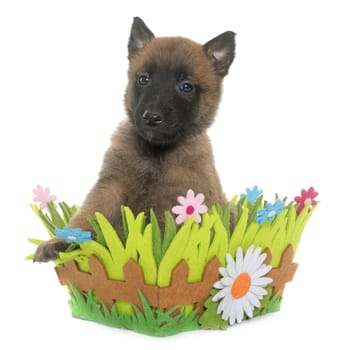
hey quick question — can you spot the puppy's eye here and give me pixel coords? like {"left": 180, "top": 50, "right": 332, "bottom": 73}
{"left": 137, "top": 74, "right": 150, "bottom": 86}
{"left": 179, "top": 81, "right": 194, "bottom": 94}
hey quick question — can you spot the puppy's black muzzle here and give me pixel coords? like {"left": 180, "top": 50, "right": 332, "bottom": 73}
{"left": 142, "top": 110, "right": 163, "bottom": 126}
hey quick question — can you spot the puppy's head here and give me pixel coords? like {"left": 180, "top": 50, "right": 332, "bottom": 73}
{"left": 124, "top": 17, "right": 236, "bottom": 147}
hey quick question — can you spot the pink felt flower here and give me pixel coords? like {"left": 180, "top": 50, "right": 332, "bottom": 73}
{"left": 32, "top": 184, "right": 57, "bottom": 210}
{"left": 294, "top": 186, "right": 318, "bottom": 214}
{"left": 171, "top": 189, "right": 208, "bottom": 224}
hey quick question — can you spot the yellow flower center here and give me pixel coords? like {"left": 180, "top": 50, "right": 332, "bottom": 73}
{"left": 231, "top": 273, "right": 251, "bottom": 299}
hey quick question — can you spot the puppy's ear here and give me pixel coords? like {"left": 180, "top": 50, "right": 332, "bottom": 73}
{"left": 128, "top": 17, "right": 155, "bottom": 60}
{"left": 203, "top": 31, "right": 236, "bottom": 77}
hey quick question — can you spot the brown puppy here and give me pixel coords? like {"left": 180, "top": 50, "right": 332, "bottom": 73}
{"left": 34, "top": 17, "right": 236, "bottom": 262}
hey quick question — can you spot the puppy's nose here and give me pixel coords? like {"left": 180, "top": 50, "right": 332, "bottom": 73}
{"left": 142, "top": 110, "right": 163, "bottom": 126}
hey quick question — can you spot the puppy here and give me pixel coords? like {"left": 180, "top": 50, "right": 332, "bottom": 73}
{"left": 34, "top": 17, "right": 236, "bottom": 262}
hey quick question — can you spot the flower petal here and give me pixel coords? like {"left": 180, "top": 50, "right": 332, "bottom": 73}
{"left": 252, "top": 264, "right": 272, "bottom": 279}
{"left": 219, "top": 296, "right": 232, "bottom": 318}
{"left": 175, "top": 214, "right": 187, "bottom": 225}
{"left": 252, "top": 276, "right": 273, "bottom": 286}
{"left": 213, "top": 280, "right": 224, "bottom": 289}
{"left": 245, "top": 250, "right": 266, "bottom": 274}
{"left": 195, "top": 213, "right": 202, "bottom": 223}
{"left": 242, "top": 297, "right": 254, "bottom": 318}
{"left": 197, "top": 204, "right": 208, "bottom": 214}
{"left": 217, "top": 299, "right": 225, "bottom": 315}
{"left": 256, "top": 211, "right": 268, "bottom": 224}
{"left": 249, "top": 285, "right": 268, "bottom": 297}
{"left": 226, "top": 253, "right": 234, "bottom": 266}
{"left": 212, "top": 287, "right": 229, "bottom": 302}
{"left": 194, "top": 193, "right": 205, "bottom": 206}
{"left": 219, "top": 267, "right": 229, "bottom": 278}
{"left": 186, "top": 189, "right": 195, "bottom": 200}
{"left": 226, "top": 299, "right": 238, "bottom": 325}
{"left": 221, "top": 277, "right": 234, "bottom": 287}
{"left": 177, "top": 196, "right": 188, "bottom": 206}
{"left": 246, "top": 291, "right": 261, "bottom": 308}
{"left": 294, "top": 195, "right": 302, "bottom": 203}
{"left": 234, "top": 302, "right": 244, "bottom": 324}
{"left": 235, "top": 247, "right": 244, "bottom": 273}
{"left": 243, "top": 245, "right": 255, "bottom": 270}
{"left": 172, "top": 205, "right": 185, "bottom": 215}
{"left": 226, "top": 263, "right": 238, "bottom": 279}
{"left": 245, "top": 252, "right": 266, "bottom": 275}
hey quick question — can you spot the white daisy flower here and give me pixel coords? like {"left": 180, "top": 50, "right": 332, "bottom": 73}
{"left": 212, "top": 245, "right": 273, "bottom": 325}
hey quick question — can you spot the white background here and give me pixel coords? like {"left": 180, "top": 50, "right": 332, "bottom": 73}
{"left": 1, "top": 0, "right": 349, "bottom": 348}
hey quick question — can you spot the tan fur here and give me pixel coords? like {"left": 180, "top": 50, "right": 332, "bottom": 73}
{"left": 34, "top": 26, "right": 234, "bottom": 262}
{"left": 68, "top": 121, "right": 227, "bottom": 236}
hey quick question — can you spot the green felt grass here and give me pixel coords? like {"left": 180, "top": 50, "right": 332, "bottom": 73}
{"left": 27, "top": 191, "right": 316, "bottom": 335}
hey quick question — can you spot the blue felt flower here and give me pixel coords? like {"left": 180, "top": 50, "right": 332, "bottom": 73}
{"left": 55, "top": 227, "right": 92, "bottom": 244}
{"left": 256, "top": 199, "right": 285, "bottom": 224}
{"left": 240, "top": 185, "right": 263, "bottom": 204}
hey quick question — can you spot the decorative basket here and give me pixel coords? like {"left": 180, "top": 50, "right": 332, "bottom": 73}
{"left": 27, "top": 185, "right": 318, "bottom": 337}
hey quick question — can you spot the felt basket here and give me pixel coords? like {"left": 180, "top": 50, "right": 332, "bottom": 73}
{"left": 27, "top": 186, "right": 318, "bottom": 337}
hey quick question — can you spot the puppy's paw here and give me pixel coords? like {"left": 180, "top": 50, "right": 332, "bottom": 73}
{"left": 33, "top": 238, "right": 69, "bottom": 263}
